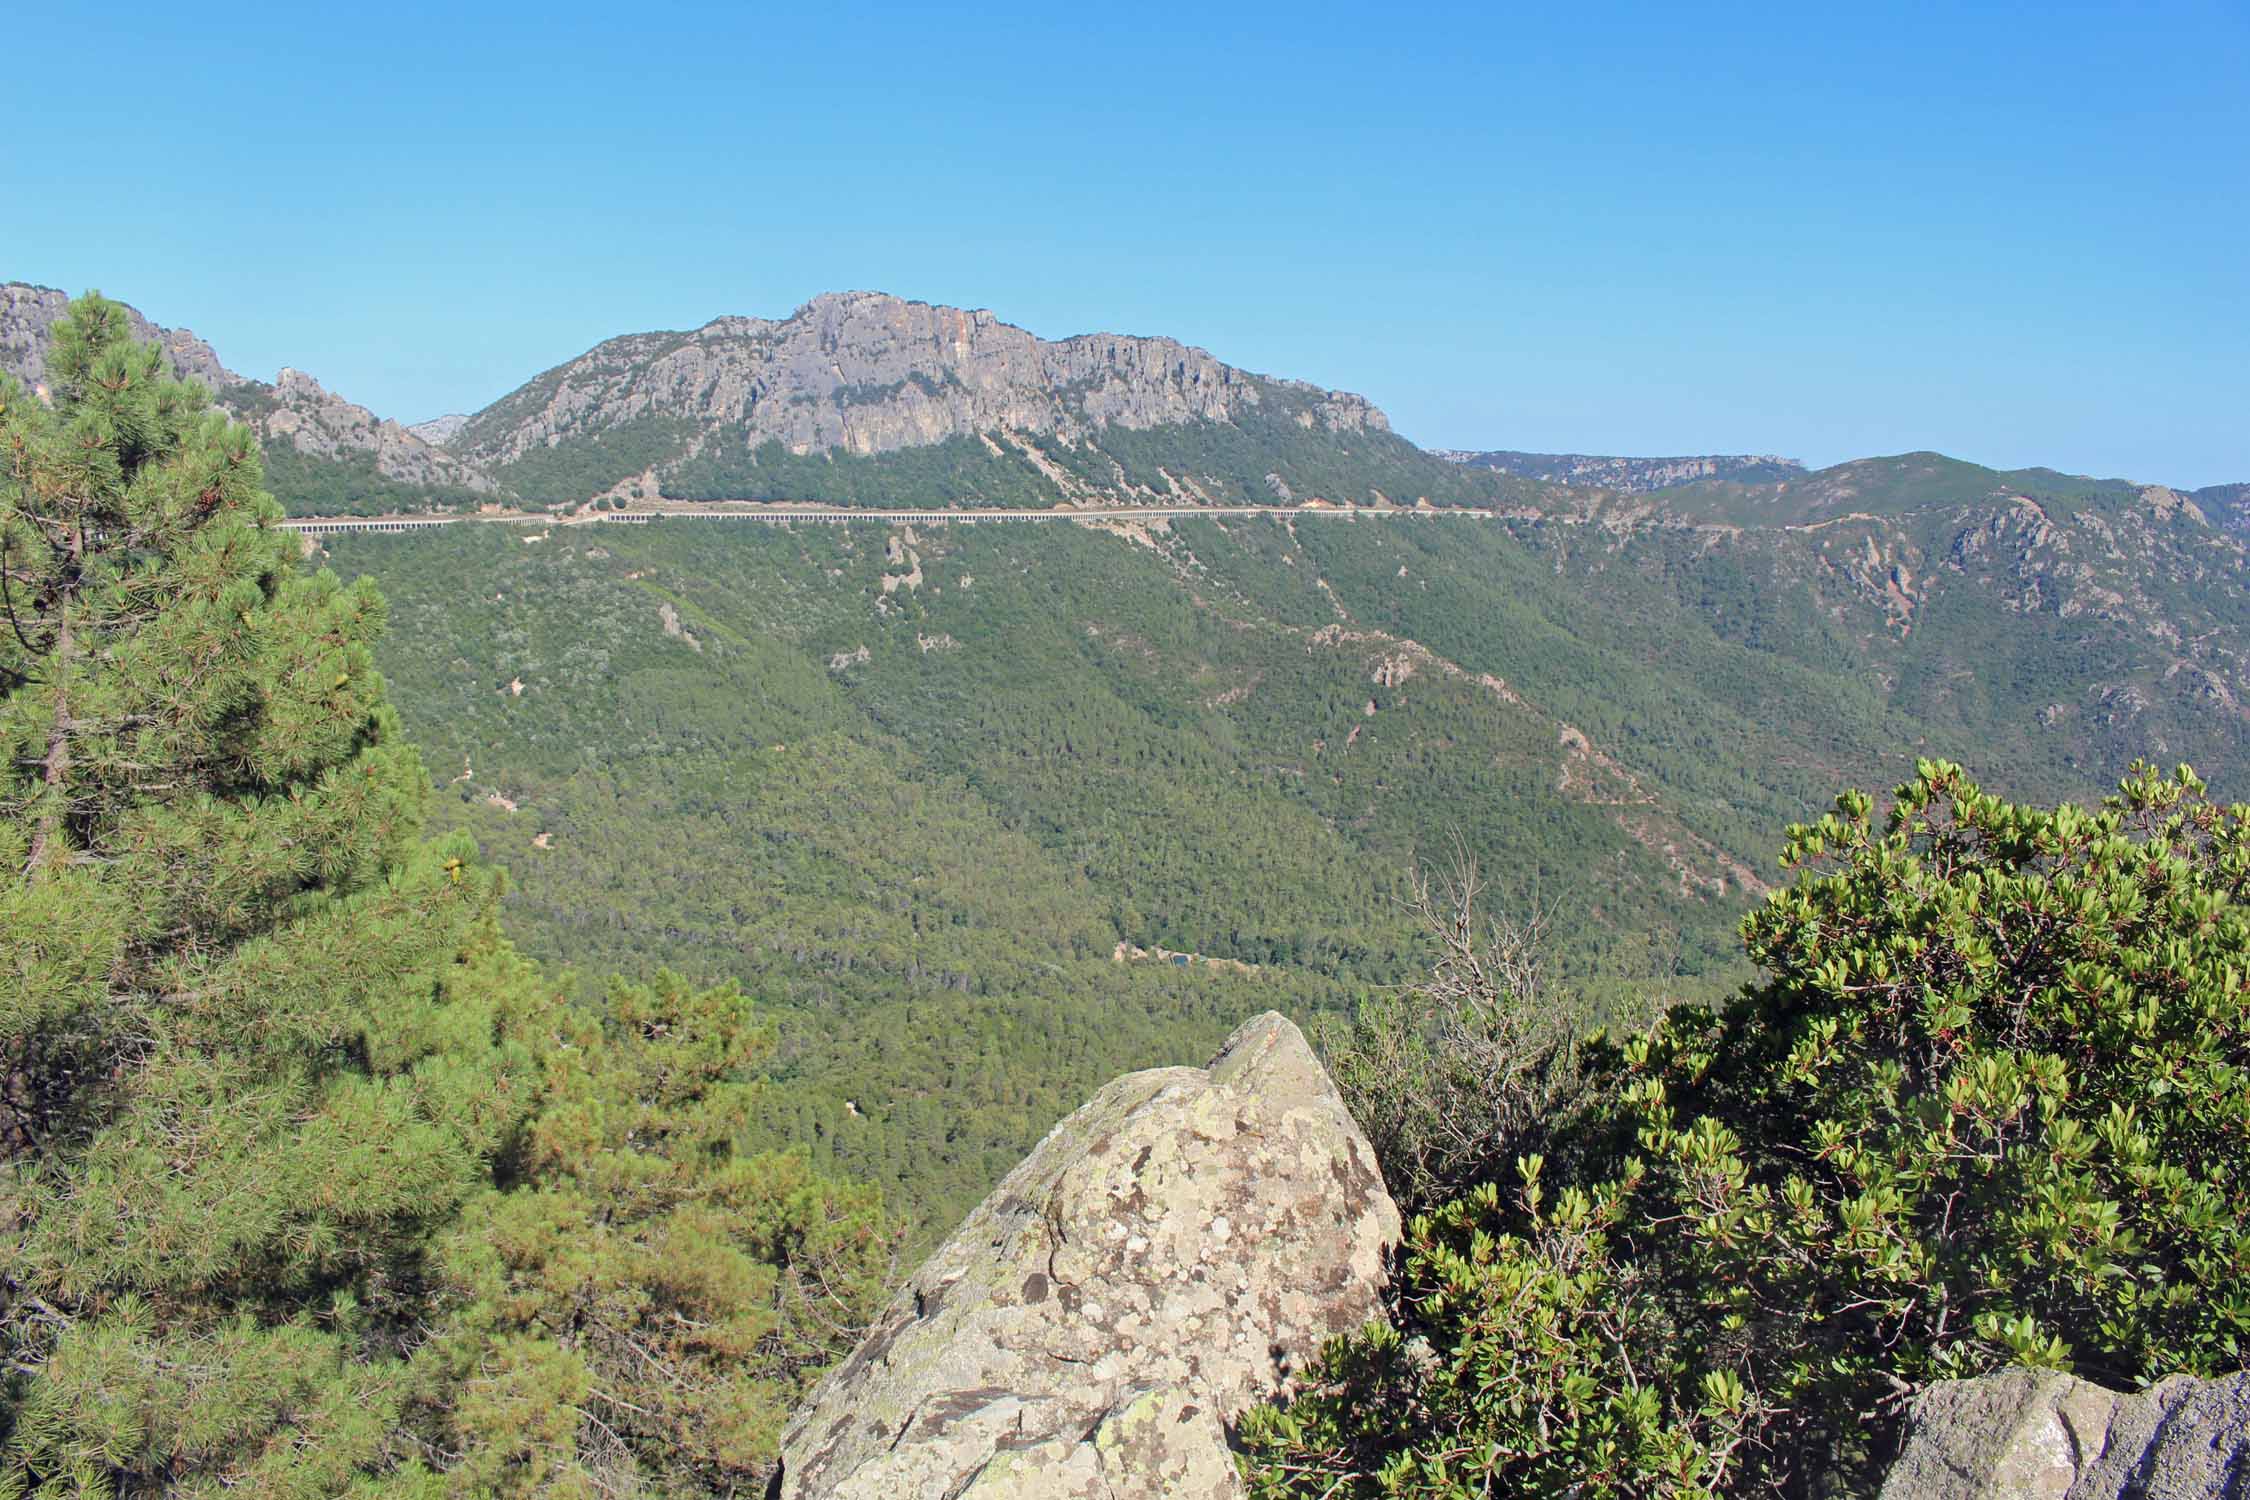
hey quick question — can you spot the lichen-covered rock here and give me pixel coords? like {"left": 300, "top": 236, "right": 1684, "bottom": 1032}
{"left": 1878, "top": 1368, "right": 2250, "bottom": 1500}
{"left": 776, "top": 1012, "right": 1399, "bottom": 1500}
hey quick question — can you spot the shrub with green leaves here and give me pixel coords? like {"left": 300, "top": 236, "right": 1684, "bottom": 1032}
{"left": 1244, "top": 759, "right": 2250, "bottom": 1497}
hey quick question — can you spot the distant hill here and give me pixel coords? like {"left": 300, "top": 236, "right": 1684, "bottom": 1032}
{"left": 2195, "top": 482, "right": 2250, "bottom": 535}
{"left": 1625, "top": 451, "right": 2208, "bottom": 531}
{"left": 409, "top": 412, "right": 472, "bottom": 446}
{"left": 1, "top": 282, "right": 496, "bottom": 516}
{"left": 1434, "top": 448, "right": 1803, "bottom": 492}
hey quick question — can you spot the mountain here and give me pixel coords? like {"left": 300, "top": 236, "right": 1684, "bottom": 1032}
{"left": 1, "top": 282, "right": 496, "bottom": 515}
{"left": 19, "top": 281, "right": 2233, "bottom": 534}
{"left": 17, "top": 278, "right": 2248, "bottom": 1241}
{"left": 1435, "top": 448, "right": 1804, "bottom": 491}
{"left": 443, "top": 290, "right": 1553, "bottom": 510}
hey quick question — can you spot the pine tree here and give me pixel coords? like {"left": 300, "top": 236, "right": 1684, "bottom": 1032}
{"left": 0, "top": 294, "right": 546, "bottom": 1496}
{"left": 1, "top": 297, "right": 898, "bottom": 1498}
{"left": 428, "top": 971, "right": 896, "bottom": 1498}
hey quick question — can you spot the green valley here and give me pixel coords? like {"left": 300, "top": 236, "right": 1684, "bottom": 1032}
{"left": 324, "top": 470, "right": 2250, "bottom": 1237}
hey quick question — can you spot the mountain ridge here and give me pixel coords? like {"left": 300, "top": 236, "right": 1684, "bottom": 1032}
{"left": 441, "top": 288, "right": 1423, "bottom": 509}
{"left": 1435, "top": 448, "right": 1804, "bottom": 492}
{"left": 5, "top": 281, "right": 2240, "bottom": 523}
{"left": 0, "top": 281, "right": 493, "bottom": 513}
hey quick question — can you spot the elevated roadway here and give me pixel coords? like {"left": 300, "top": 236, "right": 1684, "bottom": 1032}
{"left": 276, "top": 504, "right": 1498, "bottom": 537}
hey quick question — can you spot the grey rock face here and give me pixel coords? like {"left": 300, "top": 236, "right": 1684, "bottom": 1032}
{"left": 452, "top": 290, "right": 1389, "bottom": 471}
{"left": 777, "top": 1011, "right": 1399, "bottom": 1500}
{"left": 261, "top": 366, "right": 494, "bottom": 493}
{"left": 408, "top": 412, "right": 471, "bottom": 447}
{"left": 1, "top": 282, "right": 490, "bottom": 496}
{"left": 1879, "top": 1368, "right": 2250, "bottom": 1500}
{"left": 2, "top": 282, "right": 237, "bottom": 391}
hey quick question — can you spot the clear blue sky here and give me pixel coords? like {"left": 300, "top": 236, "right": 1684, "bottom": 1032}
{"left": 7, "top": 1, "right": 2245, "bottom": 485}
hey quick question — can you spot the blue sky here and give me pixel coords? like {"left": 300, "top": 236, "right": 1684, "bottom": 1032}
{"left": 7, "top": 1, "right": 2245, "bottom": 485}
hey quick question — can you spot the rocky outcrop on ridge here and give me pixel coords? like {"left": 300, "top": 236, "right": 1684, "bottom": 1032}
{"left": 451, "top": 290, "right": 1388, "bottom": 472}
{"left": 2, "top": 281, "right": 237, "bottom": 391}
{"left": 1435, "top": 447, "right": 1803, "bottom": 492}
{"left": 249, "top": 366, "right": 494, "bottom": 492}
{"left": 408, "top": 412, "right": 471, "bottom": 447}
{"left": 775, "top": 1011, "right": 1399, "bottom": 1499}
{"left": 1878, "top": 1368, "right": 2250, "bottom": 1500}
{"left": 0, "top": 282, "right": 492, "bottom": 496}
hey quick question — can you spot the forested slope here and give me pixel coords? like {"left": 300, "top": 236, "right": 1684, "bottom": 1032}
{"left": 328, "top": 482, "right": 2250, "bottom": 1235}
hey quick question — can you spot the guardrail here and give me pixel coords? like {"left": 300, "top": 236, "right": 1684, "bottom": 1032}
{"left": 278, "top": 504, "right": 1488, "bottom": 534}
{"left": 279, "top": 516, "right": 474, "bottom": 536}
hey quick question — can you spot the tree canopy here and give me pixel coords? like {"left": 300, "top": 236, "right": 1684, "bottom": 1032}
{"left": 0, "top": 294, "right": 890, "bottom": 1499}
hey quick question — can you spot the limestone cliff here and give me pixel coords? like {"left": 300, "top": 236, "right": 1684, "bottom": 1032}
{"left": 452, "top": 290, "right": 1387, "bottom": 473}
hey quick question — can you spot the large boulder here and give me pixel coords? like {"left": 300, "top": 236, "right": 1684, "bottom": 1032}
{"left": 1879, "top": 1368, "right": 2250, "bottom": 1500}
{"left": 775, "top": 1012, "right": 1400, "bottom": 1499}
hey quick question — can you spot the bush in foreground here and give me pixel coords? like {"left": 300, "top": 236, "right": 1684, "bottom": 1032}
{"left": 1245, "top": 760, "right": 2250, "bottom": 1497}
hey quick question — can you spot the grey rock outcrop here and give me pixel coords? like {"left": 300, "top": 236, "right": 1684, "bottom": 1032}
{"left": 776, "top": 1011, "right": 1399, "bottom": 1500}
{"left": 260, "top": 366, "right": 494, "bottom": 492}
{"left": 408, "top": 412, "right": 471, "bottom": 447}
{"left": 1, "top": 282, "right": 491, "bottom": 496}
{"left": 451, "top": 290, "right": 1389, "bottom": 472}
{"left": 2, "top": 281, "right": 238, "bottom": 391}
{"left": 1879, "top": 1368, "right": 2250, "bottom": 1500}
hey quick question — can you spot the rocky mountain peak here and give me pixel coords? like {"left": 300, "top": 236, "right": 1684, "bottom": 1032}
{"left": 450, "top": 291, "right": 1391, "bottom": 482}
{"left": 1, "top": 282, "right": 488, "bottom": 501}
{"left": 2, "top": 281, "right": 239, "bottom": 393}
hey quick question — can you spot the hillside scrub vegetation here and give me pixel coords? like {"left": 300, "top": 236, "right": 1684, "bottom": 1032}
{"left": 1243, "top": 760, "right": 2250, "bottom": 1497}
{"left": 316, "top": 465, "right": 2250, "bottom": 1243}
{"left": 0, "top": 296, "right": 891, "bottom": 1497}
{"left": 324, "top": 516, "right": 1753, "bottom": 1239}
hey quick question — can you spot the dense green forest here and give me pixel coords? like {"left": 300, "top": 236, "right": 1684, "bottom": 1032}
{"left": 329, "top": 517, "right": 1748, "bottom": 1233}
{"left": 322, "top": 473, "right": 2250, "bottom": 1237}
